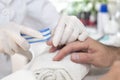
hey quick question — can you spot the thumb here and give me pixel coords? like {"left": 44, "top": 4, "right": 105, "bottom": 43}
{"left": 71, "top": 53, "right": 93, "bottom": 64}
{"left": 12, "top": 34, "right": 30, "bottom": 51}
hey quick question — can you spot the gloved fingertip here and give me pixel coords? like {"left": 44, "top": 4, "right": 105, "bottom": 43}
{"left": 52, "top": 41, "right": 58, "bottom": 47}
{"left": 20, "top": 41, "right": 30, "bottom": 51}
{"left": 36, "top": 35, "right": 44, "bottom": 39}
{"left": 78, "top": 32, "right": 88, "bottom": 41}
{"left": 34, "top": 32, "right": 44, "bottom": 39}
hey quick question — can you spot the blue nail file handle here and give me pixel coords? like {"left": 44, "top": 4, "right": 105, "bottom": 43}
{"left": 21, "top": 28, "right": 51, "bottom": 44}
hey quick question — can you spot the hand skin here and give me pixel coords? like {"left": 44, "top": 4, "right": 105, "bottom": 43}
{"left": 47, "top": 37, "right": 120, "bottom": 68}
{"left": 99, "top": 61, "right": 120, "bottom": 80}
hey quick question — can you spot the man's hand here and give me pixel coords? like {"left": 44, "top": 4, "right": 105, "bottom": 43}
{"left": 49, "top": 15, "right": 88, "bottom": 47}
{"left": 0, "top": 22, "right": 43, "bottom": 55}
{"left": 99, "top": 61, "right": 120, "bottom": 80}
{"left": 52, "top": 37, "right": 120, "bottom": 68}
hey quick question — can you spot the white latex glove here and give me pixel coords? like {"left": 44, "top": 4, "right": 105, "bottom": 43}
{"left": 0, "top": 22, "right": 43, "bottom": 55}
{"left": 52, "top": 15, "right": 88, "bottom": 47}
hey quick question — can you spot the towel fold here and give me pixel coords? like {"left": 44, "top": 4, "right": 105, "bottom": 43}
{"left": 30, "top": 43, "right": 90, "bottom": 80}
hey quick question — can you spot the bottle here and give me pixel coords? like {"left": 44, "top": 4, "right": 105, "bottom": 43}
{"left": 97, "top": 4, "right": 109, "bottom": 38}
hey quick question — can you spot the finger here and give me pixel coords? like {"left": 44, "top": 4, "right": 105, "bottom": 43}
{"left": 0, "top": 36, "right": 15, "bottom": 55}
{"left": 60, "top": 17, "right": 74, "bottom": 45}
{"left": 17, "top": 48, "right": 32, "bottom": 60}
{"left": 53, "top": 41, "right": 88, "bottom": 61}
{"left": 0, "top": 41, "right": 5, "bottom": 53}
{"left": 67, "top": 17, "right": 86, "bottom": 42}
{"left": 76, "top": 18, "right": 86, "bottom": 32}
{"left": 3, "top": 41, "right": 14, "bottom": 55}
{"left": 75, "top": 18, "right": 88, "bottom": 41}
{"left": 71, "top": 53, "right": 93, "bottom": 64}
{"left": 12, "top": 34, "right": 30, "bottom": 51}
{"left": 46, "top": 38, "right": 53, "bottom": 46}
{"left": 20, "top": 26, "right": 43, "bottom": 39}
{"left": 0, "top": 46, "right": 4, "bottom": 53}
{"left": 4, "top": 47, "right": 14, "bottom": 55}
{"left": 47, "top": 38, "right": 57, "bottom": 52}
{"left": 78, "top": 31, "right": 88, "bottom": 41}
{"left": 49, "top": 46, "right": 58, "bottom": 53}
{"left": 52, "top": 15, "right": 67, "bottom": 47}
{"left": 8, "top": 37, "right": 19, "bottom": 53}
{"left": 67, "top": 21, "right": 81, "bottom": 43}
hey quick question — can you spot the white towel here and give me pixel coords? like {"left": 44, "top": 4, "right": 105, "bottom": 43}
{"left": 29, "top": 43, "right": 90, "bottom": 80}
{"left": 2, "top": 43, "right": 90, "bottom": 80}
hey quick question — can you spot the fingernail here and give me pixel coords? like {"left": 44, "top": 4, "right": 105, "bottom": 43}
{"left": 53, "top": 57, "right": 58, "bottom": 61}
{"left": 72, "top": 53, "right": 80, "bottom": 61}
{"left": 53, "top": 55, "right": 61, "bottom": 61}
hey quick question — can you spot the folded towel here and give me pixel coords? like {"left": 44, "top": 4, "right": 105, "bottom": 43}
{"left": 29, "top": 43, "right": 90, "bottom": 80}
{"left": 2, "top": 43, "right": 90, "bottom": 80}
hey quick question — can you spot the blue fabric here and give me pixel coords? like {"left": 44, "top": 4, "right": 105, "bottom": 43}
{"left": 21, "top": 28, "right": 51, "bottom": 43}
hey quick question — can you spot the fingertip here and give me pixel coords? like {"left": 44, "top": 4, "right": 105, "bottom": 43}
{"left": 21, "top": 40, "right": 30, "bottom": 51}
{"left": 49, "top": 46, "right": 57, "bottom": 53}
{"left": 46, "top": 39, "right": 53, "bottom": 46}
{"left": 21, "top": 27, "right": 44, "bottom": 39}
{"left": 52, "top": 41, "right": 58, "bottom": 47}
{"left": 53, "top": 53, "right": 64, "bottom": 61}
{"left": 53, "top": 56, "right": 63, "bottom": 61}
{"left": 71, "top": 53, "right": 80, "bottom": 63}
{"left": 78, "top": 31, "right": 88, "bottom": 41}
{"left": 53, "top": 57, "right": 60, "bottom": 61}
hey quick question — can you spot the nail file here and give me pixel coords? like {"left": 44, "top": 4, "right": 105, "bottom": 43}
{"left": 21, "top": 28, "right": 51, "bottom": 44}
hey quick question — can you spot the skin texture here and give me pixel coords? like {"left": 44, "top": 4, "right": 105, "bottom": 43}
{"left": 99, "top": 61, "right": 120, "bottom": 80}
{"left": 47, "top": 37, "right": 120, "bottom": 68}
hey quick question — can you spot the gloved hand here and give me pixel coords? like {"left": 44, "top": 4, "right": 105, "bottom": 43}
{"left": 52, "top": 15, "right": 88, "bottom": 47}
{"left": 0, "top": 22, "right": 43, "bottom": 55}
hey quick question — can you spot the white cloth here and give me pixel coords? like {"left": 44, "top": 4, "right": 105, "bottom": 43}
{"left": 0, "top": 0, "right": 59, "bottom": 78}
{"left": 29, "top": 43, "right": 89, "bottom": 80}
{"left": 30, "top": 53, "right": 89, "bottom": 80}
{"left": 2, "top": 43, "right": 89, "bottom": 80}
{"left": 1, "top": 69, "right": 36, "bottom": 80}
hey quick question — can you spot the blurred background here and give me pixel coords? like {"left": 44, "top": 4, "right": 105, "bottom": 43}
{"left": 50, "top": 0, "right": 120, "bottom": 47}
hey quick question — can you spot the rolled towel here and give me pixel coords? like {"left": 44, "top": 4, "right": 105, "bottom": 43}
{"left": 30, "top": 43, "right": 90, "bottom": 80}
